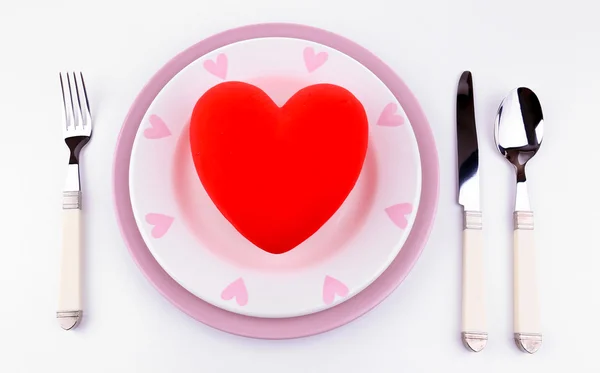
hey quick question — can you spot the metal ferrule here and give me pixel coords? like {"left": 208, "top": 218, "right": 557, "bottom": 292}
{"left": 514, "top": 211, "right": 534, "bottom": 230}
{"left": 63, "top": 191, "right": 81, "bottom": 210}
{"left": 463, "top": 210, "right": 482, "bottom": 230}
{"left": 63, "top": 164, "right": 81, "bottom": 210}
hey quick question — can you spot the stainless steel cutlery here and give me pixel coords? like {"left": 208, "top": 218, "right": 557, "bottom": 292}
{"left": 456, "top": 72, "right": 543, "bottom": 353}
{"left": 57, "top": 72, "right": 92, "bottom": 330}
{"left": 494, "top": 88, "right": 544, "bottom": 353}
{"left": 456, "top": 71, "right": 487, "bottom": 352}
{"left": 52, "top": 68, "right": 545, "bottom": 350}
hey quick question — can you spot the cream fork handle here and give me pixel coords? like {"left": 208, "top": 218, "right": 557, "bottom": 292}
{"left": 461, "top": 211, "right": 487, "bottom": 352}
{"left": 57, "top": 191, "right": 83, "bottom": 330}
{"left": 513, "top": 211, "right": 542, "bottom": 353}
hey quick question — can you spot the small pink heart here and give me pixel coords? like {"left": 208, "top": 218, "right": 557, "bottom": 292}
{"left": 145, "top": 213, "right": 174, "bottom": 238}
{"left": 323, "top": 275, "right": 349, "bottom": 305}
{"left": 203, "top": 53, "right": 228, "bottom": 80}
{"left": 385, "top": 203, "right": 413, "bottom": 229}
{"left": 221, "top": 278, "right": 248, "bottom": 306}
{"left": 303, "top": 47, "right": 328, "bottom": 73}
{"left": 144, "top": 114, "right": 171, "bottom": 139}
{"left": 377, "top": 103, "right": 405, "bottom": 127}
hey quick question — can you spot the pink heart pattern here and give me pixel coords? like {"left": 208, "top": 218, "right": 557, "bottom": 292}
{"left": 385, "top": 203, "right": 413, "bottom": 229}
{"left": 303, "top": 47, "right": 328, "bottom": 72}
{"left": 145, "top": 213, "right": 174, "bottom": 238}
{"left": 203, "top": 53, "right": 228, "bottom": 80}
{"left": 377, "top": 103, "right": 405, "bottom": 127}
{"left": 221, "top": 278, "right": 248, "bottom": 306}
{"left": 322, "top": 275, "right": 349, "bottom": 305}
{"left": 144, "top": 114, "right": 171, "bottom": 139}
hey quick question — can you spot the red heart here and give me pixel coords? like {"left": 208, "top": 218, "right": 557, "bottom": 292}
{"left": 190, "top": 82, "right": 368, "bottom": 254}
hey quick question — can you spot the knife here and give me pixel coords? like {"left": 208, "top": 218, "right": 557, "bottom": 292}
{"left": 456, "top": 71, "right": 487, "bottom": 352}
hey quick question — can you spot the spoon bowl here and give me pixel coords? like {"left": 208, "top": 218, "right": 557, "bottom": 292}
{"left": 494, "top": 87, "right": 544, "bottom": 182}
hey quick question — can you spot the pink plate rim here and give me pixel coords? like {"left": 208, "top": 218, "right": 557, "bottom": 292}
{"left": 113, "top": 22, "right": 439, "bottom": 339}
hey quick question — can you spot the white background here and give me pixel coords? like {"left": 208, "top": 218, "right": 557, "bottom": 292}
{"left": 0, "top": 0, "right": 598, "bottom": 372}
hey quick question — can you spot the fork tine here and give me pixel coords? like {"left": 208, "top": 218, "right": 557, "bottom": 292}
{"left": 65, "top": 73, "right": 77, "bottom": 130}
{"left": 60, "top": 73, "right": 73, "bottom": 131}
{"left": 70, "top": 72, "right": 83, "bottom": 130}
{"left": 60, "top": 71, "right": 92, "bottom": 134}
{"left": 59, "top": 73, "right": 67, "bottom": 130}
{"left": 78, "top": 72, "right": 92, "bottom": 128}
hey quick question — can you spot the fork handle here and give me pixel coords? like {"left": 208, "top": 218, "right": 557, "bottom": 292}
{"left": 57, "top": 191, "right": 82, "bottom": 330}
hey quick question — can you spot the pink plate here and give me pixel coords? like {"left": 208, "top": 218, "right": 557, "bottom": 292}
{"left": 113, "top": 23, "right": 439, "bottom": 339}
{"left": 129, "top": 36, "right": 422, "bottom": 318}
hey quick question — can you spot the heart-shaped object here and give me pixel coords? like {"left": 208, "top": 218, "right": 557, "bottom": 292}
{"left": 322, "top": 275, "right": 349, "bottom": 305}
{"left": 190, "top": 81, "right": 368, "bottom": 254}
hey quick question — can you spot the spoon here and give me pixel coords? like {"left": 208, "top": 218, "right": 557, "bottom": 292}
{"left": 494, "top": 87, "right": 544, "bottom": 354}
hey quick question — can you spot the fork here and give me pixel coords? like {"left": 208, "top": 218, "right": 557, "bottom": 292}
{"left": 57, "top": 72, "right": 92, "bottom": 330}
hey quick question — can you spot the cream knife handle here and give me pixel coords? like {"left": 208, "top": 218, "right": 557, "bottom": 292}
{"left": 461, "top": 211, "right": 487, "bottom": 352}
{"left": 57, "top": 191, "right": 83, "bottom": 330}
{"left": 513, "top": 211, "right": 542, "bottom": 353}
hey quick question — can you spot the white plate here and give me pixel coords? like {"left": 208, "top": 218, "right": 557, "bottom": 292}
{"left": 129, "top": 37, "right": 422, "bottom": 318}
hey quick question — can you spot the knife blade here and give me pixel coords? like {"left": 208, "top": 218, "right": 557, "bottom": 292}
{"left": 457, "top": 71, "right": 480, "bottom": 212}
{"left": 456, "top": 70, "right": 487, "bottom": 352}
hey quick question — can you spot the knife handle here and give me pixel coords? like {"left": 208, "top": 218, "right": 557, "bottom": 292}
{"left": 513, "top": 211, "right": 542, "bottom": 353}
{"left": 461, "top": 211, "right": 487, "bottom": 352}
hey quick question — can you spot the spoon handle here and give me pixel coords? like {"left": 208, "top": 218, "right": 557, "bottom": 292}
{"left": 513, "top": 211, "right": 542, "bottom": 353}
{"left": 461, "top": 211, "right": 487, "bottom": 352}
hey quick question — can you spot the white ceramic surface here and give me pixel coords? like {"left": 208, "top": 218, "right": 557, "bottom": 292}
{"left": 128, "top": 37, "right": 422, "bottom": 318}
